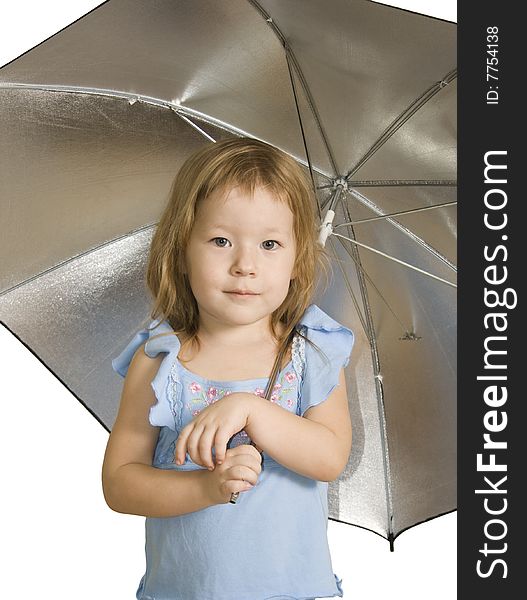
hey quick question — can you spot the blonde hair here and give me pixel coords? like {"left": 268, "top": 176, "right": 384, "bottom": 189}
{"left": 146, "top": 137, "right": 329, "bottom": 364}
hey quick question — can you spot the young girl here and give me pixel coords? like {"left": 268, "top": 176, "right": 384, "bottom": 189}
{"left": 103, "top": 138, "right": 354, "bottom": 600}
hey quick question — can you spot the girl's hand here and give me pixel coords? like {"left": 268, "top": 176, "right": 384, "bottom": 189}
{"left": 203, "top": 444, "right": 263, "bottom": 504}
{"left": 174, "top": 392, "right": 253, "bottom": 469}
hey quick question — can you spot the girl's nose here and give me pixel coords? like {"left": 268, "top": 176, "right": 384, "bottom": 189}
{"left": 230, "top": 247, "right": 257, "bottom": 276}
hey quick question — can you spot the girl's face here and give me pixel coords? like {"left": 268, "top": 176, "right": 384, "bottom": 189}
{"left": 185, "top": 185, "right": 296, "bottom": 332}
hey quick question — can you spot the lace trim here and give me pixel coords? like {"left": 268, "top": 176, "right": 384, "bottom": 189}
{"left": 168, "top": 364, "right": 183, "bottom": 431}
{"left": 291, "top": 327, "right": 306, "bottom": 380}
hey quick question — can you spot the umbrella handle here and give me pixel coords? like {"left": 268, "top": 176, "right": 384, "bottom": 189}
{"left": 228, "top": 330, "right": 290, "bottom": 504}
{"left": 318, "top": 209, "right": 335, "bottom": 246}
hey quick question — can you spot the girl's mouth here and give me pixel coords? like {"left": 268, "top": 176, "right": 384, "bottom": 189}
{"left": 225, "top": 290, "right": 259, "bottom": 296}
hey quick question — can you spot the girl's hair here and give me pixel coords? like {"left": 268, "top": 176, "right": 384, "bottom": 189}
{"left": 146, "top": 137, "right": 329, "bottom": 364}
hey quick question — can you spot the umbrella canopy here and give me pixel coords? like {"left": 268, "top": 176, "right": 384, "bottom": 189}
{"left": 0, "top": 0, "right": 456, "bottom": 546}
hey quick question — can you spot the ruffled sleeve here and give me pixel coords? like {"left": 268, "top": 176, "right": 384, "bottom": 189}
{"left": 111, "top": 318, "right": 182, "bottom": 430}
{"left": 297, "top": 305, "right": 354, "bottom": 417}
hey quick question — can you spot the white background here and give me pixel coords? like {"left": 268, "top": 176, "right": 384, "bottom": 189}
{"left": 0, "top": 2, "right": 457, "bottom": 599}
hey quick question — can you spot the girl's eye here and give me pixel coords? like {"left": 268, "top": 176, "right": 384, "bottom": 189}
{"left": 262, "top": 240, "right": 280, "bottom": 251}
{"left": 212, "top": 237, "right": 231, "bottom": 247}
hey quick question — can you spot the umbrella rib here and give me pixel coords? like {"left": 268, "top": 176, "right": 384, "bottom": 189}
{"left": 326, "top": 238, "right": 369, "bottom": 338}
{"left": 344, "top": 68, "right": 457, "bottom": 180}
{"left": 346, "top": 179, "right": 457, "bottom": 187}
{"left": 332, "top": 233, "right": 457, "bottom": 288}
{"left": 337, "top": 197, "right": 395, "bottom": 545}
{"left": 285, "top": 51, "right": 320, "bottom": 217}
{"left": 333, "top": 200, "right": 457, "bottom": 227}
{"left": 318, "top": 180, "right": 457, "bottom": 190}
{"left": 171, "top": 111, "right": 216, "bottom": 143}
{"left": 284, "top": 48, "right": 339, "bottom": 175}
{"left": 347, "top": 188, "right": 457, "bottom": 272}
{"left": 332, "top": 236, "right": 411, "bottom": 334}
{"left": 246, "top": 0, "right": 340, "bottom": 176}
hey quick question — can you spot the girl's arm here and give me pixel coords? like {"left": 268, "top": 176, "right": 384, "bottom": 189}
{"left": 102, "top": 346, "right": 218, "bottom": 517}
{"left": 244, "top": 369, "right": 352, "bottom": 482}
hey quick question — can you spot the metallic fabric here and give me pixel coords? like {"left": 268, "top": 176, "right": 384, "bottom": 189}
{"left": 0, "top": 0, "right": 456, "bottom": 542}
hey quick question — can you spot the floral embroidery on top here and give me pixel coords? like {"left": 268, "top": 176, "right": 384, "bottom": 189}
{"left": 285, "top": 371, "right": 296, "bottom": 384}
{"left": 185, "top": 369, "right": 298, "bottom": 417}
{"left": 186, "top": 383, "right": 233, "bottom": 416}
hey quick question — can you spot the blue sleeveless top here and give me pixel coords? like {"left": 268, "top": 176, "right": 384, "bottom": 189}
{"left": 112, "top": 304, "right": 354, "bottom": 600}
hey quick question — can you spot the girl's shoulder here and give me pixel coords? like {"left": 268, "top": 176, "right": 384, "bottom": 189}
{"left": 112, "top": 318, "right": 182, "bottom": 431}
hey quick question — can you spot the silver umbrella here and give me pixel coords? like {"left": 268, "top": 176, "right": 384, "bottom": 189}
{"left": 0, "top": 0, "right": 456, "bottom": 548}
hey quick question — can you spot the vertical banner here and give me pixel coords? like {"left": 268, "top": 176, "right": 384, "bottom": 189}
{"left": 458, "top": 2, "right": 521, "bottom": 597}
